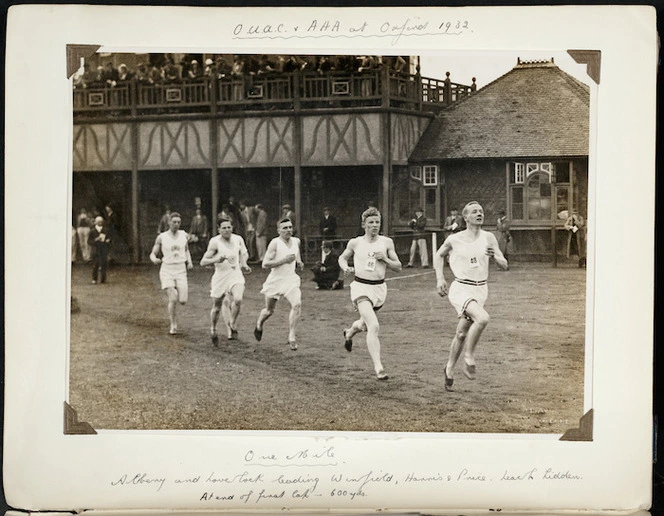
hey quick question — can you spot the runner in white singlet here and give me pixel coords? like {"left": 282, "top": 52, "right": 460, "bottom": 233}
{"left": 433, "top": 201, "right": 508, "bottom": 391}
{"left": 200, "top": 217, "right": 251, "bottom": 346}
{"left": 150, "top": 212, "right": 193, "bottom": 335}
{"left": 253, "top": 217, "right": 303, "bottom": 350}
{"left": 338, "top": 207, "right": 401, "bottom": 380}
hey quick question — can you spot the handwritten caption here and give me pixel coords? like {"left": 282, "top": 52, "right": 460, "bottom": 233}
{"left": 231, "top": 17, "right": 472, "bottom": 45}
{"left": 110, "top": 446, "right": 583, "bottom": 504}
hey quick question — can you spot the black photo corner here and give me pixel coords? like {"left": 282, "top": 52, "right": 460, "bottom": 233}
{"left": 0, "top": 0, "right": 662, "bottom": 514}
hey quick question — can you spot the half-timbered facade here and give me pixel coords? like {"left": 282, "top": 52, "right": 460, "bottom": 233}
{"left": 72, "top": 54, "right": 474, "bottom": 262}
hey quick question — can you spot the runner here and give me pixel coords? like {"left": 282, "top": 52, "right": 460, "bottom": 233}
{"left": 433, "top": 201, "right": 508, "bottom": 391}
{"left": 149, "top": 212, "right": 193, "bottom": 335}
{"left": 200, "top": 217, "right": 251, "bottom": 346}
{"left": 254, "top": 218, "right": 303, "bottom": 350}
{"left": 338, "top": 207, "right": 402, "bottom": 380}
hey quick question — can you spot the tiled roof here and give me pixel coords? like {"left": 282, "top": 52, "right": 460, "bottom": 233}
{"left": 410, "top": 60, "right": 590, "bottom": 161}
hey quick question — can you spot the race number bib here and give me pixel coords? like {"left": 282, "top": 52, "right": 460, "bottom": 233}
{"left": 171, "top": 245, "right": 181, "bottom": 259}
{"left": 365, "top": 252, "right": 376, "bottom": 272}
{"left": 469, "top": 256, "right": 479, "bottom": 268}
{"left": 227, "top": 255, "right": 237, "bottom": 268}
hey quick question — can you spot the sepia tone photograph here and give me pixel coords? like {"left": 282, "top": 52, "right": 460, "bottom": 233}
{"left": 67, "top": 49, "right": 591, "bottom": 434}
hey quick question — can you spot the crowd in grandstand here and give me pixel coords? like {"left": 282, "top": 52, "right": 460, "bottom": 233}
{"left": 72, "top": 54, "right": 410, "bottom": 89}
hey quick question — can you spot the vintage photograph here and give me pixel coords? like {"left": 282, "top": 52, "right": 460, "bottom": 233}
{"left": 68, "top": 50, "right": 591, "bottom": 434}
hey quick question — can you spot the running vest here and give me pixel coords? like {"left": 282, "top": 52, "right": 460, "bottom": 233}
{"left": 160, "top": 230, "right": 189, "bottom": 264}
{"left": 353, "top": 236, "right": 388, "bottom": 281}
{"left": 212, "top": 234, "right": 245, "bottom": 272}
{"left": 268, "top": 237, "right": 300, "bottom": 278}
{"left": 449, "top": 231, "right": 490, "bottom": 282}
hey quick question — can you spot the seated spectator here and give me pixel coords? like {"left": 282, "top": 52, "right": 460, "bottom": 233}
{"left": 311, "top": 241, "right": 343, "bottom": 290}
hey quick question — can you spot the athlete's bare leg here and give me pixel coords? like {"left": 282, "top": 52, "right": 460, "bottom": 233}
{"left": 166, "top": 287, "right": 180, "bottom": 334}
{"left": 356, "top": 299, "right": 387, "bottom": 378}
{"left": 254, "top": 296, "right": 278, "bottom": 342}
{"left": 445, "top": 318, "right": 471, "bottom": 380}
{"left": 461, "top": 301, "right": 490, "bottom": 368}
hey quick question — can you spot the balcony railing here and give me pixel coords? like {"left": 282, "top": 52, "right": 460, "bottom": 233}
{"left": 73, "top": 70, "right": 475, "bottom": 116}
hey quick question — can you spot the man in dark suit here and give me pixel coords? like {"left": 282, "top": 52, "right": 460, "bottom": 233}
{"left": 311, "top": 240, "right": 343, "bottom": 290}
{"left": 89, "top": 216, "right": 111, "bottom": 284}
{"left": 319, "top": 207, "right": 337, "bottom": 238}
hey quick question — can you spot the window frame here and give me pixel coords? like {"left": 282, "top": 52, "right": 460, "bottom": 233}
{"left": 509, "top": 161, "right": 571, "bottom": 225}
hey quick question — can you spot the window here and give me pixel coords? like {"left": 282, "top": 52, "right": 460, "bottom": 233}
{"left": 514, "top": 163, "right": 525, "bottom": 183}
{"left": 423, "top": 165, "right": 438, "bottom": 186}
{"left": 509, "top": 161, "right": 558, "bottom": 222}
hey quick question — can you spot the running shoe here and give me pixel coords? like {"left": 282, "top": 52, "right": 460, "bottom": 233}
{"left": 343, "top": 329, "right": 353, "bottom": 352}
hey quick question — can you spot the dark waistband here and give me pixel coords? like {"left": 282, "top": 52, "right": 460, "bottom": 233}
{"left": 355, "top": 276, "right": 385, "bottom": 285}
{"left": 454, "top": 278, "right": 487, "bottom": 286}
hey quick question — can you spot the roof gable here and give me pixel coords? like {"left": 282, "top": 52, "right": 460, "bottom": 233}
{"left": 410, "top": 60, "right": 590, "bottom": 161}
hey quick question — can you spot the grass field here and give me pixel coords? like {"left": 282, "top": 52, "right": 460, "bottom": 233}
{"left": 69, "top": 260, "right": 587, "bottom": 434}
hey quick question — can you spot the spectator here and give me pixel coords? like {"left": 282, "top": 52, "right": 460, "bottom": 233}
{"left": 189, "top": 208, "right": 209, "bottom": 260}
{"left": 254, "top": 203, "right": 268, "bottom": 262}
{"left": 72, "top": 225, "right": 77, "bottom": 264}
{"left": 218, "top": 204, "right": 237, "bottom": 232}
{"left": 76, "top": 208, "right": 92, "bottom": 263}
{"left": 104, "top": 204, "right": 120, "bottom": 262}
{"left": 281, "top": 204, "right": 296, "bottom": 235}
{"left": 311, "top": 240, "right": 343, "bottom": 290}
{"left": 406, "top": 207, "right": 429, "bottom": 268}
{"left": 444, "top": 207, "right": 464, "bottom": 238}
{"left": 187, "top": 60, "right": 202, "bottom": 81}
{"left": 496, "top": 210, "right": 511, "bottom": 268}
{"left": 228, "top": 196, "right": 244, "bottom": 236}
{"left": 319, "top": 207, "right": 337, "bottom": 238}
{"left": 317, "top": 56, "right": 334, "bottom": 74}
{"left": 102, "top": 62, "right": 119, "bottom": 87}
{"left": 240, "top": 200, "right": 257, "bottom": 261}
{"left": 158, "top": 205, "right": 171, "bottom": 234}
{"left": 89, "top": 216, "right": 111, "bottom": 284}
{"left": 204, "top": 58, "right": 215, "bottom": 78}
{"left": 564, "top": 209, "right": 586, "bottom": 268}
{"left": 117, "top": 64, "right": 134, "bottom": 83}
{"left": 135, "top": 63, "right": 151, "bottom": 84}
{"left": 163, "top": 58, "right": 180, "bottom": 83}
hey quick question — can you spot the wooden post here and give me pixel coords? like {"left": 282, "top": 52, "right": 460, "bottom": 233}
{"left": 129, "top": 80, "right": 140, "bottom": 263}
{"left": 381, "top": 111, "right": 392, "bottom": 236}
{"left": 293, "top": 70, "right": 302, "bottom": 237}
{"left": 210, "top": 74, "right": 219, "bottom": 233}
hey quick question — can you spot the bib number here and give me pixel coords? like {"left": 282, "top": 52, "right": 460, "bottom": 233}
{"left": 469, "top": 256, "right": 479, "bottom": 268}
{"left": 365, "top": 252, "right": 376, "bottom": 272}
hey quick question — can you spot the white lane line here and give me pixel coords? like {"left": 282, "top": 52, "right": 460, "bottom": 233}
{"left": 385, "top": 270, "right": 436, "bottom": 282}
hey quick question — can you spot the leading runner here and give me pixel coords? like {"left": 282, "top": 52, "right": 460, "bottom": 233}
{"left": 433, "top": 201, "right": 508, "bottom": 391}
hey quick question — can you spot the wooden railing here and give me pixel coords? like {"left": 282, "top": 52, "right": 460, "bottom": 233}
{"left": 73, "top": 70, "right": 476, "bottom": 116}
